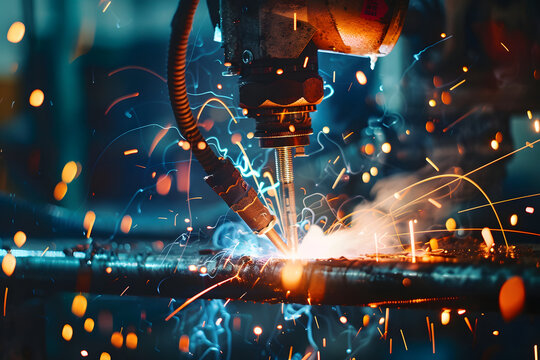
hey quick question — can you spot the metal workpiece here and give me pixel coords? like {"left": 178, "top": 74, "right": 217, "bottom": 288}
{"left": 1, "top": 250, "right": 539, "bottom": 312}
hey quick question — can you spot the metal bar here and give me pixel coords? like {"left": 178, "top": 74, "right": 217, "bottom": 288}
{"left": 1, "top": 250, "right": 539, "bottom": 312}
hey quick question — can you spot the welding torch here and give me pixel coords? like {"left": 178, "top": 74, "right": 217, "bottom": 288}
{"left": 169, "top": 0, "right": 408, "bottom": 254}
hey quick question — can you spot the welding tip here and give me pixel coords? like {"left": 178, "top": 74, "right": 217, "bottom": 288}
{"left": 265, "top": 228, "right": 291, "bottom": 256}
{"left": 275, "top": 147, "right": 299, "bottom": 254}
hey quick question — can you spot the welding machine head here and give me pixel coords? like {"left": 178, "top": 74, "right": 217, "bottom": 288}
{"left": 212, "top": 0, "right": 408, "bottom": 150}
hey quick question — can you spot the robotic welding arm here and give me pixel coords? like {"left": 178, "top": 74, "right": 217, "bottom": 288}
{"left": 168, "top": 0, "right": 408, "bottom": 253}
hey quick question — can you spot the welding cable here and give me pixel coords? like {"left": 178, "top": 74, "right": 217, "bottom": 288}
{"left": 167, "top": 0, "right": 289, "bottom": 255}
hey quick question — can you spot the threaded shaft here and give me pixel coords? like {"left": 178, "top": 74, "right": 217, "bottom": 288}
{"left": 275, "top": 147, "right": 298, "bottom": 254}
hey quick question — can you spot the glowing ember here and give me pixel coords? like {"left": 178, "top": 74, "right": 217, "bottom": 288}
{"left": 381, "top": 142, "right": 391, "bottom": 153}
{"left": 71, "top": 294, "right": 87, "bottom": 318}
{"left": 370, "top": 167, "right": 378, "bottom": 176}
{"left": 126, "top": 332, "right": 138, "bottom": 349}
{"left": 84, "top": 318, "right": 94, "bottom": 332}
{"left": 441, "top": 310, "right": 450, "bottom": 325}
{"left": 123, "top": 149, "right": 138, "bottom": 156}
{"left": 510, "top": 214, "right": 518, "bottom": 226}
{"left": 253, "top": 326, "right": 263, "bottom": 336}
{"left": 2, "top": 254, "right": 16, "bottom": 277}
{"left": 445, "top": 218, "right": 457, "bottom": 231}
{"left": 62, "top": 161, "right": 78, "bottom": 183}
{"left": 493, "top": 330, "right": 499, "bottom": 336}
{"left": 83, "top": 211, "right": 96, "bottom": 238}
{"left": 111, "top": 331, "right": 123, "bottom": 348}
{"left": 363, "top": 315, "right": 370, "bottom": 327}
{"left": 481, "top": 227, "right": 494, "bottom": 249}
{"left": 100, "top": 353, "right": 111, "bottom": 360}
{"left": 29, "top": 89, "right": 45, "bottom": 107}
{"left": 355, "top": 71, "right": 367, "bottom": 85}
{"left": 339, "top": 316, "right": 347, "bottom": 324}
{"left": 499, "top": 276, "right": 525, "bottom": 321}
{"left": 156, "top": 174, "right": 172, "bottom": 196}
{"left": 53, "top": 181, "right": 68, "bottom": 201}
{"left": 13, "top": 231, "right": 26, "bottom": 248}
{"left": 7, "top": 21, "right": 25, "bottom": 43}
{"left": 120, "top": 215, "right": 133, "bottom": 233}
{"left": 428, "top": 99, "right": 437, "bottom": 107}
{"left": 526, "top": 207, "right": 535, "bottom": 214}
{"left": 491, "top": 140, "right": 499, "bottom": 150}
{"left": 81, "top": 350, "right": 88, "bottom": 357}
{"left": 179, "top": 335, "right": 190, "bottom": 352}
{"left": 276, "top": 68, "right": 284, "bottom": 75}
{"left": 61, "top": 324, "right": 73, "bottom": 341}
{"left": 362, "top": 172, "right": 370, "bottom": 183}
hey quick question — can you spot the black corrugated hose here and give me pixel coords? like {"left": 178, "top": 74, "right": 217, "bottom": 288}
{"left": 167, "top": 0, "right": 288, "bottom": 254}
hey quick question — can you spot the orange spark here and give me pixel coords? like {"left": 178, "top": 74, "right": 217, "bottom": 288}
{"left": 83, "top": 211, "right": 96, "bottom": 238}
{"left": 425, "top": 157, "right": 440, "bottom": 171}
{"left": 500, "top": 42, "right": 510, "bottom": 52}
{"left": 165, "top": 275, "right": 238, "bottom": 321}
{"left": 428, "top": 198, "right": 442, "bottom": 208}
{"left": 303, "top": 56, "right": 309, "bottom": 68}
{"left": 124, "top": 149, "right": 138, "bottom": 156}
{"left": 332, "top": 168, "right": 346, "bottom": 189}
{"left": 3, "top": 287, "right": 7, "bottom": 317}
{"left": 293, "top": 12, "right": 297, "bottom": 31}
{"left": 29, "top": 89, "right": 45, "bottom": 107}
{"left": 105, "top": 92, "right": 139, "bottom": 115}
{"left": 409, "top": 220, "right": 416, "bottom": 263}
{"left": 400, "top": 329, "right": 408, "bottom": 350}
{"left": 148, "top": 127, "right": 170, "bottom": 156}
{"left": 356, "top": 71, "right": 367, "bottom": 85}
{"left": 7, "top": 22, "right": 25, "bottom": 43}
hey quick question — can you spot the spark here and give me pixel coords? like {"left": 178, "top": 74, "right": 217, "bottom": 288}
{"left": 443, "top": 106, "right": 479, "bottom": 132}
{"left": 288, "top": 346, "right": 293, "bottom": 360}
{"left": 276, "top": 68, "right": 284, "bottom": 75}
{"left": 29, "top": 89, "right": 44, "bottom": 107}
{"left": 389, "top": 338, "right": 393, "bottom": 354}
{"left": 165, "top": 274, "right": 239, "bottom": 321}
{"left": 3, "top": 287, "right": 7, "bottom": 317}
{"left": 333, "top": 71, "right": 336, "bottom": 83}
{"left": 481, "top": 227, "right": 494, "bottom": 248}
{"left": 108, "top": 65, "right": 166, "bottom": 83}
{"left": 464, "top": 316, "right": 473, "bottom": 332}
{"left": 381, "top": 142, "right": 391, "bottom": 153}
{"left": 428, "top": 198, "right": 442, "bottom": 208}
{"left": 253, "top": 326, "right": 262, "bottom": 335}
{"left": 120, "top": 286, "right": 129, "bottom": 296}
{"left": 102, "top": 1, "right": 111, "bottom": 12}
{"left": 449, "top": 79, "right": 466, "bottom": 91}
{"left": 409, "top": 220, "right": 416, "bottom": 263}
{"left": 332, "top": 168, "right": 346, "bottom": 189}
{"left": 40, "top": 247, "right": 49, "bottom": 256}
{"left": 400, "top": 329, "right": 408, "bottom": 350}
{"left": 425, "top": 157, "right": 440, "bottom": 171}
{"left": 535, "top": 345, "right": 538, "bottom": 360}
{"left": 7, "top": 21, "right": 25, "bottom": 43}
{"left": 293, "top": 12, "right": 297, "bottom": 31}
{"left": 458, "top": 192, "right": 540, "bottom": 213}
{"left": 314, "top": 316, "right": 320, "bottom": 329}
{"left": 123, "top": 149, "right": 138, "bottom": 156}
{"left": 441, "top": 310, "right": 450, "bottom": 325}
{"left": 535, "top": 120, "right": 540, "bottom": 133}
{"left": 356, "top": 71, "right": 367, "bottom": 85}
{"left": 526, "top": 207, "right": 535, "bottom": 214}
{"left": 426, "top": 317, "right": 431, "bottom": 341}
{"left": 13, "top": 231, "right": 26, "bottom": 248}
{"left": 343, "top": 131, "right": 354, "bottom": 140}
{"left": 322, "top": 126, "right": 330, "bottom": 134}
{"left": 384, "top": 308, "right": 389, "bottom": 339}
{"left": 510, "top": 214, "right": 518, "bottom": 226}
{"left": 431, "top": 323, "right": 435, "bottom": 354}
{"left": 500, "top": 42, "right": 510, "bottom": 52}
{"left": 105, "top": 92, "right": 139, "bottom": 115}
{"left": 148, "top": 126, "right": 170, "bottom": 156}
{"left": 339, "top": 316, "right": 347, "bottom": 324}
{"left": 428, "top": 99, "right": 436, "bottom": 107}
{"left": 527, "top": 110, "right": 533, "bottom": 119}
{"left": 301, "top": 352, "right": 312, "bottom": 360}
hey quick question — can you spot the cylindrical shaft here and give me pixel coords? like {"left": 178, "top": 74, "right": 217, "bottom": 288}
{"left": 275, "top": 147, "right": 298, "bottom": 254}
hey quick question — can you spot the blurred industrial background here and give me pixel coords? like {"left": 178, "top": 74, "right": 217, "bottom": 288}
{"left": 0, "top": 0, "right": 539, "bottom": 359}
